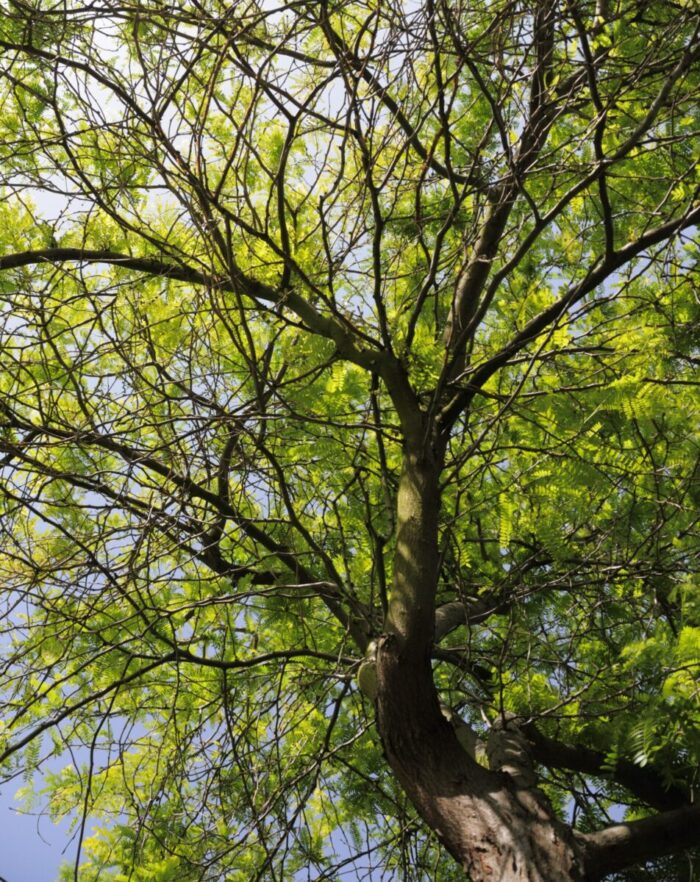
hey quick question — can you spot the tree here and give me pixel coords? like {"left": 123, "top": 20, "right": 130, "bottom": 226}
{"left": 0, "top": 0, "right": 698, "bottom": 878}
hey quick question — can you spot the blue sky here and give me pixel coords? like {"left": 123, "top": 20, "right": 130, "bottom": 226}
{"left": 0, "top": 782, "right": 74, "bottom": 882}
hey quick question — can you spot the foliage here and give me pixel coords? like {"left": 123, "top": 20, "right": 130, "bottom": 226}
{"left": 0, "top": 0, "right": 698, "bottom": 879}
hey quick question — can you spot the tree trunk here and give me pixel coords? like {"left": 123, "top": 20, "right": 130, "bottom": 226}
{"left": 375, "top": 637, "right": 588, "bottom": 882}
{"left": 377, "top": 444, "right": 588, "bottom": 882}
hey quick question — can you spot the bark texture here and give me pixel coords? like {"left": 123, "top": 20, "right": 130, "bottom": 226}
{"left": 375, "top": 635, "right": 588, "bottom": 882}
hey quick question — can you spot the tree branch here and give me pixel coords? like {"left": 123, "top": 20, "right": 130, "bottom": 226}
{"left": 0, "top": 248, "right": 422, "bottom": 433}
{"left": 315, "top": 11, "right": 479, "bottom": 187}
{"left": 433, "top": 597, "right": 504, "bottom": 642}
{"left": 0, "top": 246, "right": 272, "bottom": 299}
{"left": 0, "top": 401, "right": 373, "bottom": 649}
{"left": 522, "top": 724, "right": 692, "bottom": 812}
{"left": 0, "top": 654, "right": 175, "bottom": 764}
{"left": 438, "top": 0, "right": 557, "bottom": 388}
{"left": 582, "top": 804, "right": 700, "bottom": 880}
{"left": 438, "top": 201, "right": 700, "bottom": 431}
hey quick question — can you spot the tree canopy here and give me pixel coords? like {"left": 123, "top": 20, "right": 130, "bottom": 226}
{"left": 0, "top": 0, "right": 698, "bottom": 879}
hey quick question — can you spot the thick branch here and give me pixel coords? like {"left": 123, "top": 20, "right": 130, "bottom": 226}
{"left": 582, "top": 805, "right": 700, "bottom": 880}
{"left": 442, "top": 191, "right": 514, "bottom": 358}
{"left": 433, "top": 597, "right": 502, "bottom": 642}
{"left": 439, "top": 202, "right": 700, "bottom": 430}
{"left": 523, "top": 725, "right": 691, "bottom": 812}
{"left": 0, "top": 247, "right": 422, "bottom": 432}
{"left": 0, "top": 247, "right": 220, "bottom": 287}
{"left": 440, "top": 0, "right": 556, "bottom": 384}
{"left": 386, "top": 442, "right": 441, "bottom": 652}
